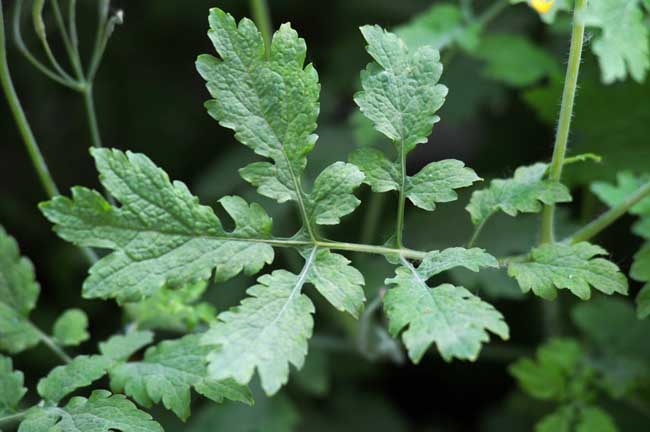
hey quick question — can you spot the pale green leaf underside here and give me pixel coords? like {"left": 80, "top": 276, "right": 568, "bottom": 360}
{"left": 355, "top": 25, "right": 448, "bottom": 153}
{"left": 203, "top": 259, "right": 316, "bottom": 395}
{"left": 508, "top": 242, "right": 628, "bottom": 300}
{"left": 196, "top": 8, "right": 319, "bottom": 204}
{"left": 583, "top": 0, "right": 650, "bottom": 84}
{"left": 466, "top": 163, "right": 572, "bottom": 226}
{"left": 53, "top": 308, "right": 89, "bottom": 347}
{"left": 384, "top": 249, "right": 507, "bottom": 362}
{"left": 37, "top": 355, "right": 112, "bottom": 403}
{"left": 110, "top": 334, "right": 252, "bottom": 421}
{"left": 0, "top": 355, "right": 26, "bottom": 416}
{"left": 40, "top": 148, "right": 274, "bottom": 303}
{"left": 18, "top": 390, "right": 163, "bottom": 432}
{"left": 350, "top": 148, "right": 480, "bottom": 210}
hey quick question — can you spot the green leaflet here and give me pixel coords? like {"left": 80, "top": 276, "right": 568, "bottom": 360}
{"left": 53, "top": 308, "right": 89, "bottom": 347}
{"left": 307, "top": 249, "right": 365, "bottom": 318}
{"left": 466, "top": 163, "right": 572, "bottom": 226}
{"left": 355, "top": 25, "right": 447, "bottom": 153}
{"left": 99, "top": 330, "right": 154, "bottom": 361}
{"left": 395, "top": 3, "right": 480, "bottom": 52}
{"left": 0, "top": 227, "right": 40, "bottom": 354}
{"left": 18, "top": 390, "right": 163, "bottom": 432}
{"left": 196, "top": 8, "right": 319, "bottom": 205}
{"left": 109, "top": 334, "right": 252, "bottom": 421}
{"left": 40, "top": 148, "right": 275, "bottom": 303}
{"left": 0, "top": 355, "right": 26, "bottom": 416}
{"left": 0, "top": 226, "right": 40, "bottom": 315}
{"left": 383, "top": 248, "right": 508, "bottom": 362}
{"left": 583, "top": 0, "right": 650, "bottom": 84}
{"left": 350, "top": 148, "right": 480, "bottom": 211}
{"left": 37, "top": 355, "right": 112, "bottom": 403}
{"left": 203, "top": 251, "right": 317, "bottom": 396}
{"left": 306, "top": 162, "right": 365, "bottom": 225}
{"left": 508, "top": 242, "right": 628, "bottom": 300}
{"left": 474, "top": 33, "right": 561, "bottom": 87}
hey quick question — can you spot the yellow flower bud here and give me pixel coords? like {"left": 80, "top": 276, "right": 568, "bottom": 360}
{"left": 530, "top": 0, "right": 554, "bottom": 14}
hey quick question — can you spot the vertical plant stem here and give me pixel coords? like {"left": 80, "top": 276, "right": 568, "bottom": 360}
{"left": 395, "top": 142, "right": 407, "bottom": 247}
{"left": 0, "top": 1, "right": 59, "bottom": 197}
{"left": 249, "top": 0, "right": 272, "bottom": 56}
{"left": 540, "top": 0, "right": 587, "bottom": 244}
{"left": 82, "top": 85, "right": 104, "bottom": 148}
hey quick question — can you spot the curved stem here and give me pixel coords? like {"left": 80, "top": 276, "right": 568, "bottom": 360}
{"left": 50, "top": 0, "right": 83, "bottom": 79}
{"left": 0, "top": 1, "right": 59, "bottom": 197}
{"left": 540, "top": 0, "right": 587, "bottom": 244}
{"left": 566, "top": 181, "right": 650, "bottom": 244}
{"left": 249, "top": 0, "right": 272, "bottom": 57}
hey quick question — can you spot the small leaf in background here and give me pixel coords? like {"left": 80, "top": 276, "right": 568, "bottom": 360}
{"left": 53, "top": 308, "right": 89, "bottom": 347}
{"left": 99, "top": 330, "right": 154, "bottom": 362}
{"left": 508, "top": 242, "right": 628, "bottom": 300}
{"left": 0, "top": 355, "right": 26, "bottom": 416}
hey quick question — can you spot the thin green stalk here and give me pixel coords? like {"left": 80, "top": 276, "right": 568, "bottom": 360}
{"left": 540, "top": 0, "right": 587, "bottom": 244}
{"left": 477, "top": 0, "right": 509, "bottom": 26}
{"left": 316, "top": 240, "right": 426, "bottom": 261}
{"left": 33, "top": 325, "right": 72, "bottom": 363}
{"left": 249, "top": 0, "right": 272, "bottom": 56}
{"left": 82, "top": 85, "right": 103, "bottom": 148}
{"left": 0, "top": 1, "right": 59, "bottom": 197}
{"left": 467, "top": 214, "right": 492, "bottom": 248}
{"left": 567, "top": 181, "right": 650, "bottom": 244}
{"left": 49, "top": 0, "right": 84, "bottom": 79}
{"left": 395, "top": 141, "right": 407, "bottom": 247}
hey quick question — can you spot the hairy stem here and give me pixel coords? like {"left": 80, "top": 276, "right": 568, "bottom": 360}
{"left": 249, "top": 0, "right": 272, "bottom": 57}
{"left": 540, "top": 0, "right": 587, "bottom": 243}
{"left": 567, "top": 181, "right": 650, "bottom": 244}
{"left": 0, "top": 1, "right": 59, "bottom": 197}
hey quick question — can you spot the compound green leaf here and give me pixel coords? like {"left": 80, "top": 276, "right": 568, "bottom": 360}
{"left": 37, "top": 355, "right": 112, "bottom": 403}
{"left": 0, "top": 355, "right": 26, "bottom": 416}
{"left": 508, "top": 242, "right": 628, "bottom": 300}
{"left": 196, "top": 8, "right": 319, "bottom": 204}
{"left": 0, "top": 226, "right": 40, "bottom": 315}
{"left": 40, "top": 148, "right": 274, "bottom": 303}
{"left": 99, "top": 330, "right": 154, "bottom": 362}
{"left": 583, "top": 0, "right": 650, "bottom": 83}
{"left": 18, "top": 390, "right": 163, "bottom": 432}
{"left": 307, "top": 162, "right": 364, "bottom": 225}
{"left": 53, "top": 309, "right": 89, "bottom": 347}
{"left": 384, "top": 252, "right": 507, "bottom": 362}
{"left": 203, "top": 252, "right": 317, "bottom": 395}
{"left": 405, "top": 160, "right": 480, "bottom": 211}
{"left": 306, "top": 249, "right": 365, "bottom": 318}
{"left": 466, "top": 163, "right": 572, "bottom": 226}
{"left": 355, "top": 25, "right": 447, "bottom": 153}
{"left": 109, "top": 334, "right": 252, "bottom": 421}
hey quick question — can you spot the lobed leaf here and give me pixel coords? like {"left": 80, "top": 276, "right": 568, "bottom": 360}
{"left": 466, "top": 163, "right": 572, "bottom": 226}
{"left": 0, "top": 355, "right": 26, "bottom": 416}
{"left": 37, "top": 355, "right": 112, "bottom": 403}
{"left": 383, "top": 249, "right": 507, "bottom": 362}
{"left": 109, "top": 334, "right": 252, "bottom": 421}
{"left": 19, "top": 390, "right": 163, "bottom": 432}
{"left": 40, "top": 148, "right": 275, "bottom": 303}
{"left": 203, "top": 253, "right": 317, "bottom": 395}
{"left": 508, "top": 242, "right": 628, "bottom": 300}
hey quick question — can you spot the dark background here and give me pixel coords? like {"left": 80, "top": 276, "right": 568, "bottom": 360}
{"left": 1, "top": 0, "right": 649, "bottom": 430}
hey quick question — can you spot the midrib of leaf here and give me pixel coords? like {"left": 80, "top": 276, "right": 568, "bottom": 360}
{"left": 235, "top": 247, "right": 317, "bottom": 357}
{"left": 400, "top": 256, "right": 458, "bottom": 343}
{"left": 225, "top": 29, "right": 316, "bottom": 240}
